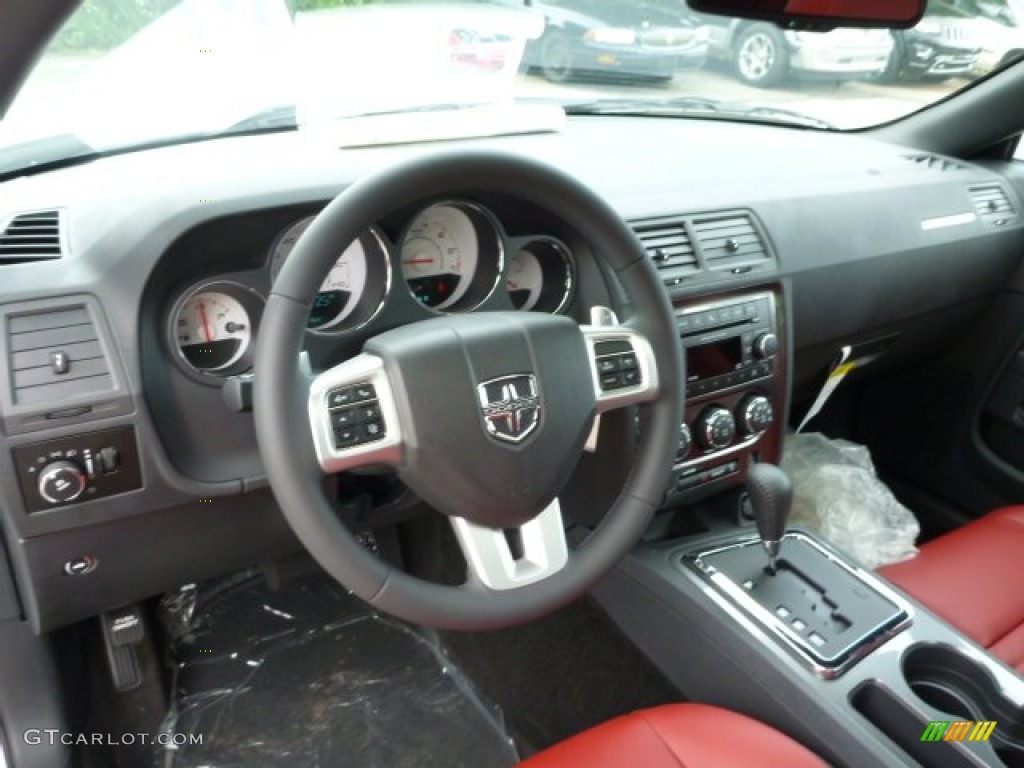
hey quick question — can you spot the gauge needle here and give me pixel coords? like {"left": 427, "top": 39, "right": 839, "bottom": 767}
{"left": 402, "top": 258, "right": 435, "bottom": 265}
{"left": 198, "top": 301, "right": 215, "bottom": 343}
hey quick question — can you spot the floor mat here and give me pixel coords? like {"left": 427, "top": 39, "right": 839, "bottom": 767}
{"left": 156, "top": 570, "right": 519, "bottom": 768}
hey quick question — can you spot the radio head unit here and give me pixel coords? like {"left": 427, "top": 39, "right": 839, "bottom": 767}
{"left": 679, "top": 294, "right": 778, "bottom": 398}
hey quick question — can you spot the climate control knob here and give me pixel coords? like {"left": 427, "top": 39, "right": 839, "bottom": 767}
{"left": 753, "top": 332, "right": 778, "bottom": 360}
{"left": 695, "top": 406, "right": 736, "bottom": 451}
{"left": 38, "top": 460, "right": 87, "bottom": 505}
{"left": 737, "top": 395, "right": 774, "bottom": 436}
{"left": 676, "top": 423, "right": 693, "bottom": 462}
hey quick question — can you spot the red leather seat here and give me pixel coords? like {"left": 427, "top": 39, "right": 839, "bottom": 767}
{"left": 879, "top": 505, "right": 1024, "bottom": 672}
{"left": 517, "top": 703, "right": 826, "bottom": 767}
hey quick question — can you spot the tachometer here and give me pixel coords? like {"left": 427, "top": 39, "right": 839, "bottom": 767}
{"left": 170, "top": 281, "right": 264, "bottom": 378}
{"left": 270, "top": 217, "right": 391, "bottom": 331}
{"left": 400, "top": 202, "right": 502, "bottom": 311}
{"left": 507, "top": 238, "right": 573, "bottom": 313}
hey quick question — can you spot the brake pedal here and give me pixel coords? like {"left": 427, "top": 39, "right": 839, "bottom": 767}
{"left": 101, "top": 605, "right": 145, "bottom": 691}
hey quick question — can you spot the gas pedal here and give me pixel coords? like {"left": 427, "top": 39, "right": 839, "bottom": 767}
{"left": 101, "top": 605, "right": 145, "bottom": 691}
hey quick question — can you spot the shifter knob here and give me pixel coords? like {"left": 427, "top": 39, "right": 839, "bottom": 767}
{"left": 746, "top": 463, "right": 793, "bottom": 574}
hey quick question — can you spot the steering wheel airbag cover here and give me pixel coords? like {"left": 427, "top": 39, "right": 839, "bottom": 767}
{"left": 365, "top": 311, "right": 595, "bottom": 529}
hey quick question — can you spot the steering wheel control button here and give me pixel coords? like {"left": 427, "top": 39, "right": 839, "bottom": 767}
{"left": 327, "top": 382, "right": 387, "bottom": 449}
{"left": 328, "top": 389, "right": 353, "bottom": 408}
{"left": 360, "top": 421, "right": 385, "bottom": 441}
{"left": 356, "top": 403, "right": 381, "bottom": 422}
{"left": 334, "top": 427, "right": 359, "bottom": 447}
{"left": 594, "top": 342, "right": 641, "bottom": 392}
{"left": 331, "top": 409, "right": 356, "bottom": 429}
{"left": 352, "top": 384, "right": 376, "bottom": 401}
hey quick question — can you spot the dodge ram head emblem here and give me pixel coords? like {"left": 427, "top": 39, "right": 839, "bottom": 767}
{"left": 478, "top": 374, "right": 541, "bottom": 443}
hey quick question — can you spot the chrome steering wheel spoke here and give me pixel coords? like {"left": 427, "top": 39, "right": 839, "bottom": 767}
{"left": 307, "top": 353, "right": 404, "bottom": 473}
{"left": 451, "top": 498, "right": 569, "bottom": 591}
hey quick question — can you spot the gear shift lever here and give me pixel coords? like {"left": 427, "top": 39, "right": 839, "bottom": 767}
{"left": 746, "top": 463, "right": 793, "bottom": 575}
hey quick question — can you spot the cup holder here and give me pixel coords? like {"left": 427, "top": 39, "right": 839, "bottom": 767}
{"left": 903, "top": 644, "right": 1024, "bottom": 766}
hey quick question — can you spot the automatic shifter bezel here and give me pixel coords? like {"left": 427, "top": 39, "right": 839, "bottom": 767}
{"left": 682, "top": 532, "right": 914, "bottom": 679}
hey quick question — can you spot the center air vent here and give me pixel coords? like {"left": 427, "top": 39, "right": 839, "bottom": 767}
{"left": 0, "top": 210, "right": 65, "bottom": 263}
{"left": 904, "top": 154, "right": 966, "bottom": 173}
{"left": 631, "top": 216, "right": 698, "bottom": 285}
{"left": 693, "top": 213, "right": 768, "bottom": 271}
{"left": 969, "top": 184, "right": 1014, "bottom": 219}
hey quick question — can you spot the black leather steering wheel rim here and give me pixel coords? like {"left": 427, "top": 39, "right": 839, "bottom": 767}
{"left": 254, "top": 150, "right": 683, "bottom": 630}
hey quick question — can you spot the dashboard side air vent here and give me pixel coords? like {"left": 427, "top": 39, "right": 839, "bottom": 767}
{"left": 693, "top": 212, "right": 768, "bottom": 272}
{"left": 969, "top": 184, "right": 1014, "bottom": 220}
{"left": 0, "top": 209, "right": 65, "bottom": 263}
{"left": 631, "top": 216, "right": 699, "bottom": 286}
{"left": 7, "top": 306, "right": 113, "bottom": 406}
{"left": 904, "top": 154, "right": 966, "bottom": 172}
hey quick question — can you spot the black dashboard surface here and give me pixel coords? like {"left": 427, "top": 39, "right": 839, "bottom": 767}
{"left": 0, "top": 114, "right": 1021, "bottom": 630}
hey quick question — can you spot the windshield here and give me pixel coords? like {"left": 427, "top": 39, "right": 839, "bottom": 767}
{"left": 2, "top": 0, "right": 1022, "bottom": 171}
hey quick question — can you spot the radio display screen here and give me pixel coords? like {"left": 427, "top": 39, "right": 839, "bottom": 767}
{"left": 687, "top": 337, "right": 742, "bottom": 380}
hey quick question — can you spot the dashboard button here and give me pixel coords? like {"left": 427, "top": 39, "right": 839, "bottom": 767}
{"left": 619, "top": 353, "right": 638, "bottom": 370}
{"left": 596, "top": 357, "right": 619, "bottom": 374}
{"left": 621, "top": 368, "right": 640, "bottom": 387}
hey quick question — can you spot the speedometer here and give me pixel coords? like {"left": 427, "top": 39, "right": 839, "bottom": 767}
{"left": 270, "top": 217, "right": 390, "bottom": 332}
{"left": 399, "top": 202, "right": 502, "bottom": 311}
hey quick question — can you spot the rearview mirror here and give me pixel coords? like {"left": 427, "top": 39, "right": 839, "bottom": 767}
{"left": 686, "top": 0, "right": 926, "bottom": 30}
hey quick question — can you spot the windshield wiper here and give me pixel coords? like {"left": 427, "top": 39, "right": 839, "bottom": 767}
{"left": 224, "top": 104, "right": 297, "bottom": 134}
{"left": 563, "top": 97, "right": 834, "bottom": 130}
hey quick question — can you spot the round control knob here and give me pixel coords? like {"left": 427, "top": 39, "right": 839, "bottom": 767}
{"left": 38, "top": 460, "right": 87, "bottom": 505}
{"left": 753, "top": 332, "right": 778, "bottom": 360}
{"left": 695, "top": 406, "right": 736, "bottom": 451}
{"left": 676, "top": 422, "right": 692, "bottom": 462}
{"left": 737, "top": 394, "right": 774, "bottom": 436}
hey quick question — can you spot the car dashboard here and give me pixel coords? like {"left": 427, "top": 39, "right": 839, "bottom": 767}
{"left": 0, "top": 114, "right": 1021, "bottom": 633}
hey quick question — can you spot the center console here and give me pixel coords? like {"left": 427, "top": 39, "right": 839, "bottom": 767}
{"left": 667, "top": 290, "right": 785, "bottom": 501}
{"left": 596, "top": 521, "right": 1024, "bottom": 767}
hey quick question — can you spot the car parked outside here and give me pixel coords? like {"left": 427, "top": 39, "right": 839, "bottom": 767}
{"left": 698, "top": 18, "right": 894, "bottom": 87}
{"left": 508, "top": 0, "right": 709, "bottom": 83}
{"left": 877, "top": 0, "right": 982, "bottom": 82}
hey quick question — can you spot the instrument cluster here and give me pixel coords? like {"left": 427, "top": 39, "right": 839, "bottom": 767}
{"left": 167, "top": 200, "right": 576, "bottom": 381}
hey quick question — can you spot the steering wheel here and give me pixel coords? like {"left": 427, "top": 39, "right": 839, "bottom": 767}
{"left": 254, "top": 150, "right": 683, "bottom": 630}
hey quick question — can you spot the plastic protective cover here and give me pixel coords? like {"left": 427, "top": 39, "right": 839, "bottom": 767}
{"left": 781, "top": 432, "right": 919, "bottom": 569}
{"left": 156, "top": 570, "right": 519, "bottom": 768}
